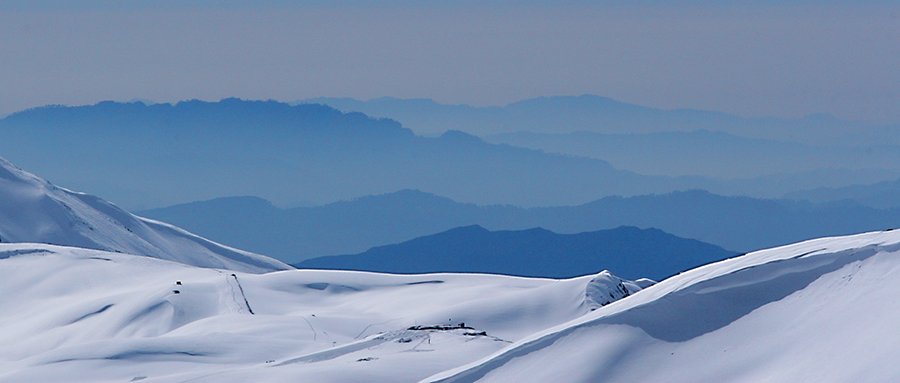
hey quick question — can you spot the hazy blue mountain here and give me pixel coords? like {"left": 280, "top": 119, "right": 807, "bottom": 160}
{"left": 302, "top": 95, "right": 897, "bottom": 146}
{"left": 139, "top": 189, "right": 900, "bottom": 263}
{"left": 486, "top": 130, "right": 900, "bottom": 179}
{"left": 534, "top": 191, "right": 899, "bottom": 252}
{"left": 785, "top": 178, "right": 900, "bottom": 209}
{"left": 676, "top": 169, "right": 900, "bottom": 199}
{"left": 303, "top": 96, "right": 900, "bottom": 186}
{"left": 296, "top": 225, "right": 737, "bottom": 280}
{"left": 0, "top": 99, "right": 681, "bottom": 210}
{"left": 4, "top": 98, "right": 895, "bottom": 212}
{"left": 138, "top": 191, "right": 521, "bottom": 262}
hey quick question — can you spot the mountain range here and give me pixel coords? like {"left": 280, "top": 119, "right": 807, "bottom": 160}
{"left": 303, "top": 95, "right": 899, "bottom": 146}
{"left": 1, "top": 148, "right": 899, "bottom": 382}
{"left": 486, "top": 130, "right": 900, "bottom": 180}
{"left": 0, "top": 155, "right": 735, "bottom": 280}
{"left": 0, "top": 99, "right": 676, "bottom": 209}
{"left": 786, "top": 178, "right": 900, "bottom": 209}
{"left": 297, "top": 225, "right": 736, "bottom": 281}
{"left": 139, "top": 189, "right": 900, "bottom": 263}
{"left": 4, "top": 98, "right": 897, "bottom": 211}
{"left": 305, "top": 96, "right": 900, "bottom": 190}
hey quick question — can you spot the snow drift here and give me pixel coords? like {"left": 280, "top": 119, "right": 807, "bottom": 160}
{"left": 0, "top": 157, "right": 288, "bottom": 273}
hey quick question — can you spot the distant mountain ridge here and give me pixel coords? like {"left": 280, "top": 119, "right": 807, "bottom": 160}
{"left": 139, "top": 189, "right": 900, "bottom": 263}
{"left": 301, "top": 95, "right": 897, "bottom": 146}
{"left": 786, "top": 178, "right": 900, "bottom": 209}
{"left": 0, "top": 98, "right": 685, "bottom": 209}
{"left": 4, "top": 98, "right": 896, "bottom": 211}
{"left": 486, "top": 130, "right": 900, "bottom": 179}
{"left": 302, "top": 95, "right": 900, "bottom": 187}
{"left": 296, "top": 225, "right": 736, "bottom": 280}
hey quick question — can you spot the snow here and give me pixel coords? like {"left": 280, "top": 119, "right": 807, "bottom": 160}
{"left": 0, "top": 157, "right": 289, "bottom": 273}
{"left": 424, "top": 229, "right": 900, "bottom": 383}
{"left": 6, "top": 230, "right": 897, "bottom": 382}
{"left": 0, "top": 243, "right": 640, "bottom": 382}
{"left": 583, "top": 270, "right": 644, "bottom": 310}
{"left": 2, "top": 156, "right": 899, "bottom": 382}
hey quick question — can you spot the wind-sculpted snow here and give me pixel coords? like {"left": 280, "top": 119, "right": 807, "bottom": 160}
{"left": 583, "top": 271, "right": 647, "bottom": 310}
{"left": 0, "top": 243, "right": 641, "bottom": 382}
{"left": 424, "top": 229, "right": 900, "bottom": 383}
{"left": 0, "top": 157, "right": 289, "bottom": 273}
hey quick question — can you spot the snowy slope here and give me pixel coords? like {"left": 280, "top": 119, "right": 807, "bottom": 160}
{"left": 425, "top": 229, "right": 900, "bottom": 383}
{"left": 0, "top": 243, "right": 642, "bottom": 382}
{"left": 0, "top": 157, "right": 288, "bottom": 273}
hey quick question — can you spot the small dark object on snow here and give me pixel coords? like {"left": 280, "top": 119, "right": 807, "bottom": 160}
{"left": 173, "top": 290, "right": 180, "bottom": 294}
{"left": 463, "top": 331, "right": 487, "bottom": 337}
{"left": 176, "top": 281, "right": 182, "bottom": 285}
{"left": 407, "top": 323, "right": 474, "bottom": 331}
{"left": 397, "top": 337, "right": 413, "bottom": 343}
{"left": 356, "top": 357, "right": 377, "bottom": 362}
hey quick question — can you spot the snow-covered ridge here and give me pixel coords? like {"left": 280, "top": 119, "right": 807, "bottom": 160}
{"left": 0, "top": 157, "right": 289, "bottom": 273}
{"left": 583, "top": 271, "right": 652, "bottom": 310}
{"left": 2, "top": 224, "right": 898, "bottom": 382}
{"left": 3, "top": 156, "right": 899, "bottom": 382}
{"left": 424, "top": 228, "right": 900, "bottom": 382}
{"left": 0, "top": 242, "right": 642, "bottom": 382}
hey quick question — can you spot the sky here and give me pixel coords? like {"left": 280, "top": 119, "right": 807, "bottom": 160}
{"left": 0, "top": 1, "right": 898, "bottom": 123}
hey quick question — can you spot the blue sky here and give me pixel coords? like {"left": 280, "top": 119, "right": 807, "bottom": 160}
{"left": 1, "top": 1, "right": 897, "bottom": 123}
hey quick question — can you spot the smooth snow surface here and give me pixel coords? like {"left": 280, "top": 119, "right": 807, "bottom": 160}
{"left": 0, "top": 243, "right": 637, "bottom": 382}
{"left": 425, "top": 229, "right": 900, "bottom": 383}
{"left": 0, "top": 157, "right": 288, "bottom": 273}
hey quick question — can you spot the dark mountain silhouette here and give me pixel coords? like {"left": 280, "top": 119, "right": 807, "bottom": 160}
{"left": 0, "top": 99, "right": 678, "bottom": 209}
{"left": 139, "top": 189, "right": 900, "bottom": 263}
{"left": 295, "top": 225, "right": 737, "bottom": 280}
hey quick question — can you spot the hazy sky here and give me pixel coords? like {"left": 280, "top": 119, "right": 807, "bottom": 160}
{"left": 1, "top": 1, "right": 898, "bottom": 123}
